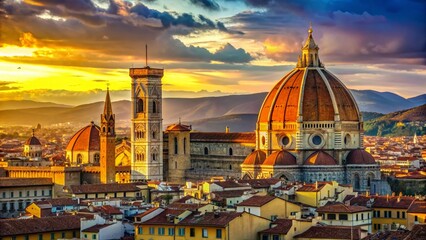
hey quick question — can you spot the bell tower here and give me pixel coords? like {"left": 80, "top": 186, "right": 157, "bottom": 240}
{"left": 130, "top": 67, "right": 164, "bottom": 180}
{"left": 100, "top": 88, "right": 116, "bottom": 183}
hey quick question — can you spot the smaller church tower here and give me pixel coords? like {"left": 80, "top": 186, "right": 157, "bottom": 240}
{"left": 165, "top": 121, "right": 191, "bottom": 183}
{"left": 100, "top": 88, "right": 116, "bottom": 183}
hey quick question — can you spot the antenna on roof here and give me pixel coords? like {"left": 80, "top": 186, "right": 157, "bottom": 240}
{"left": 145, "top": 44, "right": 148, "bottom": 67}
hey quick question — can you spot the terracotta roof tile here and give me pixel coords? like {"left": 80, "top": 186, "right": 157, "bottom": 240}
{"left": 190, "top": 132, "right": 255, "bottom": 143}
{"left": 242, "top": 150, "right": 266, "bottom": 165}
{"left": 316, "top": 202, "right": 370, "bottom": 213}
{"left": 304, "top": 151, "right": 337, "bottom": 165}
{"left": 349, "top": 195, "right": 415, "bottom": 209}
{"left": 263, "top": 150, "right": 297, "bottom": 166}
{"left": 407, "top": 200, "right": 426, "bottom": 213}
{"left": 167, "top": 202, "right": 208, "bottom": 211}
{"left": 236, "top": 195, "right": 277, "bottom": 207}
{"left": 212, "top": 181, "right": 249, "bottom": 189}
{"left": 34, "top": 198, "right": 78, "bottom": 207}
{"left": 142, "top": 208, "right": 186, "bottom": 225}
{"left": 82, "top": 224, "right": 113, "bottom": 233}
{"left": 0, "top": 215, "right": 83, "bottom": 237}
{"left": 294, "top": 225, "right": 361, "bottom": 239}
{"left": 66, "top": 122, "right": 100, "bottom": 151}
{"left": 259, "top": 219, "right": 293, "bottom": 234}
{"left": 178, "top": 212, "right": 242, "bottom": 227}
{"left": 25, "top": 136, "right": 41, "bottom": 145}
{"left": 346, "top": 150, "right": 376, "bottom": 165}
{"left": 237, "top": 178, "right": 281, "bottom": 189}
{"left": 70, "top": 183, "right": 140, "bottom": 194}
{"left": 0, "top": 177, "right": 52, "bottom": 187}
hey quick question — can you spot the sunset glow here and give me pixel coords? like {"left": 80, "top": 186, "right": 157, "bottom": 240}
{"left": 0, "top": 0, "right": 424, "bottom": 105}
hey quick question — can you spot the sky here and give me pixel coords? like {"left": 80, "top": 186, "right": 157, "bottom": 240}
{"left": 0, "top": 0, "right": 425, "bottom": 105}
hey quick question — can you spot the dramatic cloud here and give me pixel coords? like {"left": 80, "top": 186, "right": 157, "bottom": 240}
{"left": 189, "top": 0, "right": 220, "bottom": 11}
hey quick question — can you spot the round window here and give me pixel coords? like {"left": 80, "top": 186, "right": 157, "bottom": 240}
{"left": 281, "top": 136, "right": 290, "bottom": 146}
{"left": 312, "top": 135, "right": 322, "bottom": 145}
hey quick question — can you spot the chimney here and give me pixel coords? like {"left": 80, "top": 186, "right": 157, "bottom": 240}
{"left": 366, "top": 191, "right": 369, "bottom": 197}
{"left": 315, "top": 181, "right": 318, "bottom": 190}
{"left": 225, "top": 126, "right": 230, "bottom": 133}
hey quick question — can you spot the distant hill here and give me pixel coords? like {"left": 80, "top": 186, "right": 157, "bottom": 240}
{"left": 0, "top": 100, "right": 71, "bottom": 111}
{"left": 350, "top": 90, "right": 422, "bottom": 113}
{"left": 188, "top": 114, "right": 258, "bottom": 132}
{"left": 362, "top": 112, "right": 385, "bottom": 121}
{"left": 364, "top": 104, "right": 426, "bottom": 136}
{"left": 0, "top": 90, "right": 424, "bottom": 128}
{"left": 408, "top": 94, "right": 426, "bottom": 106}
{"left": 162, "top": 93, "right": 266, "bottom": 124}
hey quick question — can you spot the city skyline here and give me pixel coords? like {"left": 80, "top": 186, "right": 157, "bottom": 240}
{"left": 0, "top": 0, "right": 425, "bottom": 105}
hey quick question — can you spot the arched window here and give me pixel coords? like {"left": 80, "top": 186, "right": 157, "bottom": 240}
{"left": 103, "top": 127, "right": 106, "bottom": 133}
{"left": 175, "top": 161, "right": 177, "bottom": 169}
{"left": 229, "top": 164, "right": 232, "bottom": 170}
{"left": 152, "top": 153, "right": 156, "bottom": 161}
{"left": 183, "top": 138, "right": 187, "bottom": 154}
{"left": 137, "top": 99, "right": 144, "bottom": 113}
{"left": 229, "top": 148, "right": 233, "bottom": 156}
{"left": 152, "top": 131, "right": 156, "bottom": 139}
{"left": 94, "top": 154, "right": 100, "bottom": 164}
{"left": 354, "top": 173, "right": 360, "bottom": 190}
{"left": 204, "top": 147, "right": 208, "bottom": 155}
{"left": 77, "top": 154, "right": 82, "bottom": 165}
{"left": 174, "top": 137, "right": 178, "bottom": 155}
{"left": 153, "top": 101, "right": 157, "bottom": 113}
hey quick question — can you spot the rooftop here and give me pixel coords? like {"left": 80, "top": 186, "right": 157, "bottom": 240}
{"left": 236, "top": 195, "right": 277, "bottom": 207}
{"left": 0, "top": 178, "right": 52, "bottom": 188}
{"left": 178, "top": 211, "right": 243, "bottom": 227}
{"left": 259, "top": 219, "right": 293, "bottom": 235}
{"left": 294, "top": 225, "right": 362, "bottom": 239}
{"left": 190, "top": 132, "right": 255, "bottom": 143}
{"left": 70, "top": 183, "right": 141, "bottom": 194}
{"left": 0, "top": 215, "right": 83, "bottom": 237}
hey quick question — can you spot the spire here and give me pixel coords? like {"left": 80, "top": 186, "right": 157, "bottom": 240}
{"left": 32, "top": 128, "right": 35, "bottom": 137}
{"left": 103, "top": 87, "right": 113, "bottom": 116}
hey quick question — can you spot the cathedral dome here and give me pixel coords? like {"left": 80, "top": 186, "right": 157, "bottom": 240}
{"left": 304, "top": 151, "right": 337, "bottom": 165}
{"left": 263, "top": 150, "right": 297, "bottom": 166}
{"left": 25, "top": 136, "right": 41, "bottom": 146}
{"left": 66, "top": 121, "right": 100, "bottom": 152}
{"left": 258, "top": 28, "right": 359, "bottom": 125}
{"left": 242, "top": 150, "right": 266, "bottom": 165}
{"left": 346, "top": 149, "right": 376, "bottom": 164}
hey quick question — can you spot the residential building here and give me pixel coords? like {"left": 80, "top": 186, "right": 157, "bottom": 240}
{"left": 236, "top": 195, "right": 301, "bottom": 219}
{"left": 316, "top": 202, "right": 372, "bottom": 232}
{"left": 0, "top": 177, "right": 53, "bottom": 218}
{"left": 347, "top": 194, "right": 416, "bottom": 233}
{"left": 135, "top": 209, "right": 271, "bottom": 240}
{"left": 0, "top": 215, "right": 83, "bottom": 239}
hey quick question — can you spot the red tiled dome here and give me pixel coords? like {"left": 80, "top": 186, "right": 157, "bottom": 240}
{"left": 258, "top": 69, "right": 359, "bottom": 125}
{"left": 346, "top": 149, "right": 376, "bottom": 164}
{"left": 25, "top": 136, "right": 41, "bottom": 145}
{"left": 242, "top": 150, "right": 266, "bottom": 165}
{"left": 263, "top": 150, "right": 297, "bottom": 166}
{"left": 304, "top": 151, "right": 337, "bottom": 165}
{"left": 66, "top": 121, "right": 100, "bottom": 151}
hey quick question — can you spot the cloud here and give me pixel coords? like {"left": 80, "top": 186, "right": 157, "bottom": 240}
{"left": 189, "top": 0, "right": 220, "bottom": 11}
{"left": 0, "top": 81, "right": 20, "bottom": 91}
{"left": 213, "top": 43, "right": 253, "bottom": 63}
{"left": 2, "top": 0, "right": 250, "bottom": 65}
